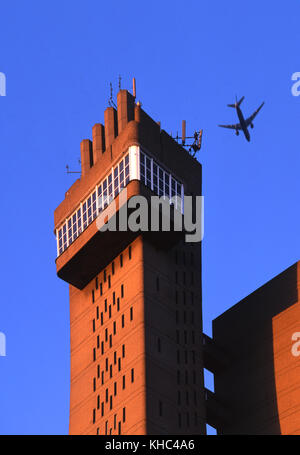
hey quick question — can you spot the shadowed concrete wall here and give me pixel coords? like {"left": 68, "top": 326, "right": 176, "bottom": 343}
{"left": 213, "top": 261, "right": 300, "bottom": 435}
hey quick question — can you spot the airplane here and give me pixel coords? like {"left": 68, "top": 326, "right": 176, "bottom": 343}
{"left": 218, "top": 96, "right": 265, "bottom": 142}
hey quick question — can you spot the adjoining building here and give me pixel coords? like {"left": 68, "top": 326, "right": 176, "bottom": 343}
{"left": 209, "top": 261, "right": 300, "bottom": 435}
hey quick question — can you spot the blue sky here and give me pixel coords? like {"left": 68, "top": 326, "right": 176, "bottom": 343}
{"left": 0, "top": 0, "right": 300, "bottom": 435}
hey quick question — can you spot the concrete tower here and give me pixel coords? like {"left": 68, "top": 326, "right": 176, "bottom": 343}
{"left": 54, "top": 87, "right": 206, "bottom": 435}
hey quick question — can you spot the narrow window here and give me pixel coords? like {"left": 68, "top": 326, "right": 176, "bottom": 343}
{"left": 105, "top": 358, "right": 108, "bottom": 371}
{"left": 109, "top": 305, "right": 112, "bottom": 318}
{"left": 118, "top": 421, "right": 121, "bottom": 435}
{"left": 113, "top": 321, "right": 116, "bottom": 335}
{"left": 120, "top": 254, "right": 123, "bottom": 267}
{"left": 114, "top": 414, "right": 117, "bottom": 429}
{"left": 110, "top": 365, "right": 112, "bottom": 378}
{"left": 105, "top": 388, "right": 108, "bottom": 402}
{"left": 95, "top": 277, "right": 98, "bottom": 290}
{"left": 92, "top": 290, "right": 95, "bottom": 303}
{"left": 108, "top": 275, "right": 111, "bottom": 289}
{"left": 101, "top": 402, "right": 104, "bottom": 416}
{"left": 114, "top": 382, "right": 117, "bottom": 396}
{"left": 194, "top": 390, "right": 197, "bottom": 405}
{"left": 117, "top": 298, "right": 120, "bottom": 311}
{"left": 131, "top": 368, "right": 134, "bottom": 383}
{"left": 101, "top": 312, "right": 103, "bottom": 326}
{"left": 130, "top": 307, "right": 133, "bottom": 321}
{"left": 109, "top": 334, "right": 112, "bottom": 348}
{"left": 104, "top": 270, "right": 107, "bottom": 282}
{"left": 96, "top": 306, "right": 99, "bottom": 320}
{"left": 122, "top": 375, "right": 125, "bottom": 389}
{"left": 93, "top": 377, "right": 96, "bottom": 392}
{"left": 97, "top": 395, "right": 100, "bottom": 409}
{"left": 122, "top": 314, "right": 125, "bottom": 328}
{"left": 105, "top": 299, "right": 107, "bottom": 312}
{"left": 159, "top": 401, "right": 162, "bottom": 417}
{"left": 121, "top": 284, "right": 124, "bottom": 298}
{"left": 92, "top": 319, "right": 95, "bottom": 333}
{"left": 93, "top": 409, "right": 96, "bottom": 424}
{"left": 122, "top": 344, "right": 125, "bottom": 358}
{"left": 112, "top": 262, "right": 115, "bottom": 275}
{"left": 93, "top": 348, "right": 96, "bottom": 362}
{"left": 157, "top": 338, "right": 161, "bottom": 353}
{"left": 101, "top": 342, "right": 104, "bottom": 355}
{"left": 123, "top": 407, "right": 126, "bottom": 423}
{"left": 105, "top": 328, "right": 108, "bottom": 342}
{"left": 100, "top": 282, "right": 103, "bottom": 296}
{"left": 113, "top": 292, "right": 116, "bottom": 305}
{"left": 128, "top": 246, "right": 132, "bottom": 260}
{"left": 114, "top": 351, "right": 117, "bottom": 365}
{"left": 97, "top": 364, "right": 100, "bottom": 378}
{"left": 118, "top": 358, "right": 121, "bottom": 371}
{"left": 110, "top": 396, "right": 113, "bottom": 410}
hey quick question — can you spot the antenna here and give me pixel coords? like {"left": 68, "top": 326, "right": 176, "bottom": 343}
{"left": 118, "top": 75, "right": 122, "bottom": 90}
{"left": 66, "top": 164, "right": 81, "bottom": 174}
{"left": 66, "top": 159, "right": 81, "bottom": 175}
{"left": 182, "top": 120, "right": 186, "bottom": 146}
{"left": 108, "top": 82, "right": 117, "bottom": 108}
{"left": 132, "top": 77, "right": 136, "bottom": 99}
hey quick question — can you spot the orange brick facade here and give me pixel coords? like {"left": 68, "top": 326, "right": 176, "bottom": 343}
{"left": 54, "top": 88, "right": 206, "bottom": 435}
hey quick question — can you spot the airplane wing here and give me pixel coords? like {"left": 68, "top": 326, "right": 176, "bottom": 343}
{"left": 218, "top": 123, "right": 242, "bottom": 130}
{"left": 245, "top": 102, "right": 265, "bottom": 127}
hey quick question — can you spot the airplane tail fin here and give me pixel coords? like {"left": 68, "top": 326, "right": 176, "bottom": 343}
{"left": 237, "top": 96, "right": 245, "bottom": 106}
{"left": 227, "top": 96, "right": 245, "bottom": 108}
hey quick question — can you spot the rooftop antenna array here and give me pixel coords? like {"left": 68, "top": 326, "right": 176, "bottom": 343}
{"left": 174, "top": 120, "right": 203, "bottom": 157}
